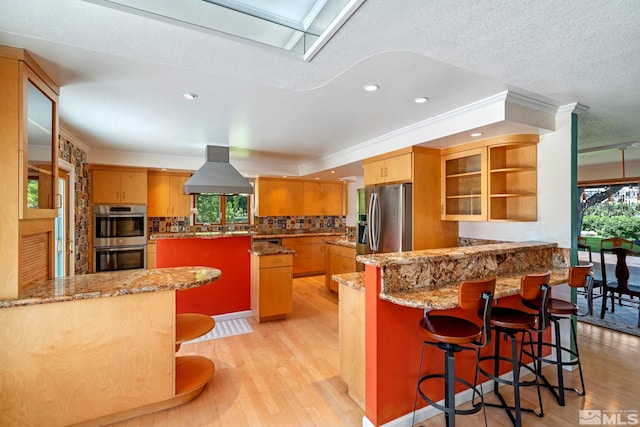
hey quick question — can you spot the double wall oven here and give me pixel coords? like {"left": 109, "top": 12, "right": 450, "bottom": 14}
{"left": 93, "top": 205, "right": 147, "bottom": 273}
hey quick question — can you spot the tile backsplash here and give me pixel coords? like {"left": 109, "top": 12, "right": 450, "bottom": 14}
{"left": 148, "top": 215, "right": 346, "bottom": 234}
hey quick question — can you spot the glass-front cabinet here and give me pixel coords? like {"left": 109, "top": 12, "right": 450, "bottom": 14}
{"left": 21, "top": 62, "right": 59, "bottom": 219}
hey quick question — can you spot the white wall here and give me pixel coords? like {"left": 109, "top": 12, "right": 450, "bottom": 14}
{"left": 459, "top": 111, "right": 573, "bottom": 249}
{"left": 346, "top": 176, "right": 364, "bottom": 226}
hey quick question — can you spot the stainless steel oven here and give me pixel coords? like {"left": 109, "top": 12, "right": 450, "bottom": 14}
{"left": 93, "top": 205, "right": 147, "bottom": 272}
{"left": 93, "top": 246, "right": 146, "bottom": 273}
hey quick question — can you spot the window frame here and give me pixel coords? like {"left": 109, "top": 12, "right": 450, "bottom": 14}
{"left": 192, "top": 194, "right": 251, "bottom": 226}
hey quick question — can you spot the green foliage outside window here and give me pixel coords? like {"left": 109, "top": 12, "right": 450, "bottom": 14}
{"left": 582, "top": 202, "right": 640, "bottom": 240}
{"left": 195, "top": 194, "right": 249, "bottom": 225}
{"left": 27, "top": 179, "right": 39, "bottom": 208}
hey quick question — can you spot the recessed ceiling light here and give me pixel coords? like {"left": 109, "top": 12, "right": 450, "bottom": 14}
{"left": 471, "top": 132, "right": 483, "bottom": 137}
{"left": 330, "top": 170, "right": 335, "bottom": 174}
{"left": 363, "top": 84, "right": 380, "bottom": 92}
{"left": 414, "top": 97, "right": 429, "bottom": 104}
{"left": 282, "top": 175, "right": 288, "bottom": 178}
{"left": 183, "top": 92, "right": 198, "bottom": 100}
{"left": 161, "top": 168, "right": 167, "bottom": 171}
{"left": 315, "top": 177, "right": 320, "bottom": 180}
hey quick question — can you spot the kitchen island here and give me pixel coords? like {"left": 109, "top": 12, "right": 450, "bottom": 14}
{"left": 347, "top": 241, "right": 571, "bottom": 426}
{"left": 250, "top": 241, "right": 296, "bottom": 322}
{"left": 0, "top": 267, "right": 220, "bottom": 427}
{"left": 153, "top": 231, "right": 252, "bottom": 315}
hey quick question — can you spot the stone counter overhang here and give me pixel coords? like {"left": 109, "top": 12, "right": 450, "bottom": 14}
{"left": 0, "top": 267, "right": 221, "bottom": 308}
{"left": 250, "top": 241, "right": 296, "bottom": 256}
{"left": 352, "top": 241, "right": 571, "bottom": 310}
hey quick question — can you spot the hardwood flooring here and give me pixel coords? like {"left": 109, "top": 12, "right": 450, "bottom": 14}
{"left": 109, "top": 276, "right": 640, "bottom": 427}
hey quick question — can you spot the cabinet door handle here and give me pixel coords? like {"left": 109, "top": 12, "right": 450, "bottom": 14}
{"left": 384, "top": 167, "right": 388, "bottom": 177}
{"left": 380, "top": 167, "right": 384, "bottom": 178}
{"left": 122, "top": 191, "right": 125, "bottom": 200}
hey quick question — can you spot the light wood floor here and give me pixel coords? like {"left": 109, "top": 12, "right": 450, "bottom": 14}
{"left": 108, "top": 276, "right": 640, "bottom": 427}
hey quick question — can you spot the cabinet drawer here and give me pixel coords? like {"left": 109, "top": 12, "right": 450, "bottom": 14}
{"left": 259, "top": 254, "right": 293, "bottom": 268}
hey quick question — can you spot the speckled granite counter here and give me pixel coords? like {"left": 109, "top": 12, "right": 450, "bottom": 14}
{"left": 326, "top": 236, "right": 356, "bottom": 249}
{"left": 333, "top": 272, "right": 365, "bottom": 292}
{"left": 382, "top": 267, "right": 569, "bottom": 310}
{"left": 353, "top": 241, "right": 572, "bottom": 310}
{"left": 0, "top": 266, "right": 221, "bottom": 309}
{"left": 151, "top": 231, "right": 253, "bottom": 239}
{"left": 250, "top": 241, "right": 296, "bottom": 256}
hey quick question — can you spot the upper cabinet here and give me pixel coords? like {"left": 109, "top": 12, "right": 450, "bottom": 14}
{"left": 0, "top": 48, "right": 60, "bottom": 220}
{"left": 148, "top": 172, "right": 191, "bottom": 217}
{"left": 255, "top": 178, "right": 345, "bottom": 217}
{"left": 440, "top": 134, "right": 538, "bottom": 222}
{"left": 92, "top": 167, "right": 148, "bottom": 205}
{"left": 488, "top": 141, "right": 537, "bottom": 221}
{"left": 441, "top": 147, "right": 488, "bottom": 221}
{"left": 363, "top": 152, "right": 412, "bottom": 185}
{"left": 302, "top": 181, "right": 346, "bottom": 216}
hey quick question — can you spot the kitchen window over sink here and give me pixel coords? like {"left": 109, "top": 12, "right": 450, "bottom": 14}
{"left": 194, "top": 194, "right": 250, "bottom": 225}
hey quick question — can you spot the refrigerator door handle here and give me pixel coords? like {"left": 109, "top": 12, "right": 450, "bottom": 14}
{"left": 368, "top": 192, "right": 380, "bottom": 251}
{"left": 399, "top": 184, "right": 405, "bottom": 251}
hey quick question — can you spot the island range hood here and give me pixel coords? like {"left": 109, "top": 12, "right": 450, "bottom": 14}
{"left": 183, "top": 145, "right": 254, "bottom": 195}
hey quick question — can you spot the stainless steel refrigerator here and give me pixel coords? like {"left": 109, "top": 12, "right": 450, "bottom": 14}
{"left": 357, "top": 183, "right": 412, "bottom": 263}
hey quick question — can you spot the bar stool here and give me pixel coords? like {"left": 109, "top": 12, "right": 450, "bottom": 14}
{"left": 477, "top": 272, "right": 550, "bottom": 427}
{"left": 522, "top": 264, "right": 592, "bottom": 406}
{"left": 412, "top": 277, "right": 496, "bottom": 427}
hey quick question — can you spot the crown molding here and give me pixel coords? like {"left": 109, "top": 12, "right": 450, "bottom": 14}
{"left": 59, "top": 127, "right": 91, "bottom": 153}
{"left": 557, "top": 102, "right": 590, "bottom": 115}
{"left": 299, "top": 90, "right": 510, "bottom": 174}
{"left": 505, "top": 91, "right": 559, "bottom": 115}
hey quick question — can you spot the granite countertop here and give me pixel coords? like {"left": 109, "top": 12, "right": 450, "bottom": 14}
{"left": 250, "top": 241, "right": 296, "bottom": 256}
{"left": 253, "top": 231, "right": 345, "bottom": 239}
{"left": 355, "top": 241, "right": 557, "bottom": 268}
{"left": 333, "top": 271, "right": 365, "bottom": 292}
{"left": 0, "top": 267, "right": 221, "bottom": 309}
{"left": 381, "top": 267, "right": 569, "bottom": 310}
{"left": 150, "top": 231, "right": 253, "bottom": 239}
{"left": 325, "top": 236, "right": 356, "bottom": 249}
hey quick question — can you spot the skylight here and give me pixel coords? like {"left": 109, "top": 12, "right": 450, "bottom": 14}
{"left": 84, "top": 0, "right": 365, "bottom": 61}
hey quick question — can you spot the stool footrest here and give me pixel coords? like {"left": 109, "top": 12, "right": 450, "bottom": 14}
{"left": 417, "top": 374, "right": 484, "bottom": 416}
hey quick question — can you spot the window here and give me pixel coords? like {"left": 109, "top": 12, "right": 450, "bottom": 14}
{"left": 194, "top": 194, "right": 250, "bottom": 225}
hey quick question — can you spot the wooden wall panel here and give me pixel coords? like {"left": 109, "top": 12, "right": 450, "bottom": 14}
{"left": 0, "top": 291, "right": 175, "bottom": 426}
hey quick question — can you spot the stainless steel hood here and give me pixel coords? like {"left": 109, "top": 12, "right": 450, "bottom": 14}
{"left": 183, "top": 145, "right": 254, "bottom": 195}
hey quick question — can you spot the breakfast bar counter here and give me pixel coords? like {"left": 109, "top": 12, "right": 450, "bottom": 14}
{"left": 351, "top": 240, "right": 571, "bottom": 426}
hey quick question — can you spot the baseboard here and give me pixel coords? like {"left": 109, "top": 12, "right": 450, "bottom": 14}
{"left": 362, "top": 359, "right": 543, "bottom": 427}
{"left": 212, "top": 310, "right": 252, "bottom": 322}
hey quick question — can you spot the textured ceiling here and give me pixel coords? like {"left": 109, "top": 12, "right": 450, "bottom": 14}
{"left": 1, "top": 0, "right": 639, "bottom": 178}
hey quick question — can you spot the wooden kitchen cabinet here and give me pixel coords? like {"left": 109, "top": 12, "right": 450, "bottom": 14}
{"left": 255, "top": 177, "right": 345, "bottom": 217}
{"left": 363, "top": 152, "right": 412, "bottom": 185}
{"left": 326, "top": 244, "right": 356, "bottom": 293}
{"left": 339, "top": 282, "right": 365, "bottom": 409}
{"left": 303, "top": 181, "right": 346, "bottom": 215}
{"left": 281, "top": 236, "right": 327, "bottom": 277}
{"left": 92, "top": 167, "right": 148, "bottom": 204}
{"left": 254, "top": 178, "right": 304, "bottom": 216}
{"left": 441, "top": 147, "right": 488, "bottom": 221}
{"left": 147, "top": 241, "right": 156, "bottom": 269}
{"left": 251, "top": 253, "right": 293, "bottom": 322}
{"left": 148, "top": 172, "right": 191, "bottom": 217}
{"left": 1, "top": 46, "right": 59, "bottom": 299}
{"left": 440, "top": 134, "right": 538, "bottom": 222}
{"left": 488, "top": 141, "right": 537, "bottom": 221}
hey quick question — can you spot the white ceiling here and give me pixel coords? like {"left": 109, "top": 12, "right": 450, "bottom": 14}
{"left": 2, "top": 0, "right": 639, "bottom": 180}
